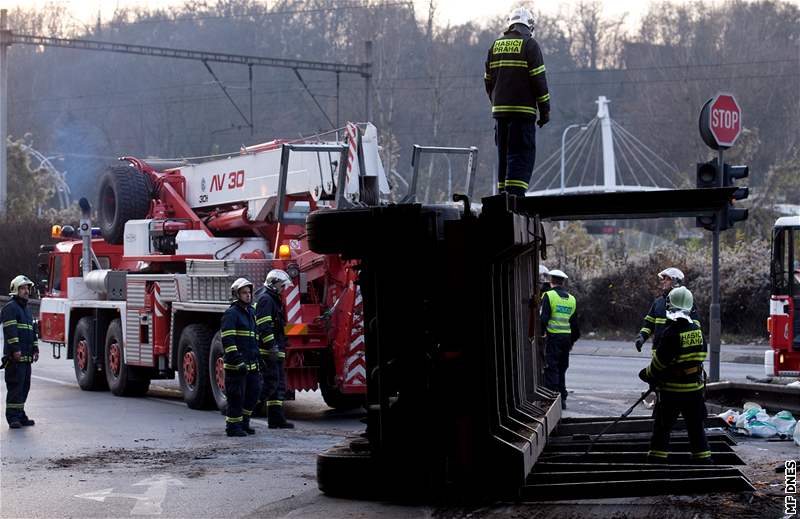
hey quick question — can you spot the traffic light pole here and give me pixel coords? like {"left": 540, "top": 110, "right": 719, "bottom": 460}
{"left": 708, "top": 148, "right": 724, "bottom": 382}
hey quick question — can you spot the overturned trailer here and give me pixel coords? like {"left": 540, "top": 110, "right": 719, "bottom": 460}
{"left": 309, "top": 187, "right": 755, "bottom": 502}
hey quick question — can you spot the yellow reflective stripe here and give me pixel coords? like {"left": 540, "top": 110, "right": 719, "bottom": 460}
{"left": 6, "top": 403, "right": 24, "bottom": 409}
{"left": 259, "top": 349, "right": 271, "bottom": 355}
{"left": 676, "top": 352, "right": 707, "bottom": 362}
{"left": 691, "top": 451, "right": 711, "bottom": 458}
{"left": 529, "top": 64, "right": 546, "bottom": 76}
{"left": 7, "top": 337, "right": 19, "bottom": 344}
{"left": 224, "top": 345, "right": 238, "bottom": 353}
{"left": 226, "top": 416, "right": 243, "bottom": 423}
{"left": 492, "top": 105, "right": 537, "bottom": 115}
{"left": 489, "top": 60, "right": 528, "bottom": 69}
{"left": 277, "top": 352, "right": 286, "bottom": 359}
{"left": 648, "top": 450, "right": 668, "bottom": 458}
{"left": 497, "top": 181, "right": 506, "bottom": 189}
{"left": 505, "top": 179, "right": 529, "bottom": 189}
{"left": 640, "top": 327, "right": 653, "bottom": 335}
{"left": 693, "top": 320, "right": 701, "bottom": 326}
{"left": 223, "top": 362, "right": 245, "bottom": 370}
{"left": 536, "top": 93, "right": 550, "bottom": 103}
{"left": 484, "top": 73, "right": 492, "bottom": 80}
{"left": 266, "top": 400, "right": 283, "bottom": 406}
{"left": 220, "top": 330, "right": 236, "bottom": 338}
{"left": 261, "top": 334, "right": 275, "bottom": 344}
{"left": 243, "top": 409, "right": 252, "bottom": 416}
{"left": 3, "top": 320, "right": 17, "bottom": 326}
{"left": 644, "top": 315, "right": 656, "bottom": 323}
{"left": 235, "top": 331, "right": 255, "bottom": 337}
{"left": 654, "top": 318, "right": 667, "bottom": 324}
{"left": 248, "top": 363, "right": 258, "bottom": 371}
{"left": 256, "top": 316, "right": 273, "bottom": 326}
{"left": 651, "top": 355, "right": 666, "bottom": 370}
{"left": 17, "top": 324, "right": 33, "bottom": 330}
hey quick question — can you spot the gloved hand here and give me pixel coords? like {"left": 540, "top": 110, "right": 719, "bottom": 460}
{"left": 638, "top": 367, "right": 653, "bottom": 384}
{"left": 635, "top": 335, "right": 645, "bottom": 352}
{"left": 537, "top": 112, "right": 550, "bottom": 128}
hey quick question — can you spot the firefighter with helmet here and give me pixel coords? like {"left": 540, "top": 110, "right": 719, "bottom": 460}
{"left": 254, "top": 270, "right": 295, "bottom": 429}
{"left": 220, "top": 277, "right": 261, "bottom": 437}
{"left": 639, "top": 286, "right": 711, "bottom": 464}
{"left": 484, "top": 6, "right": 550, "bottom": 196}
{"left": 635, "top": 268, "right": 700, "bottom": 353}
{"left": 2, "top": 275, "right": 39, "bottom": 429}
{"left": 540, "top": 269, "right": 580, "bottom": 410}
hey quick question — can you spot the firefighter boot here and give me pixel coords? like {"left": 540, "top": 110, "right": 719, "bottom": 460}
{"left": 242, "top": 417, "right": 256, "bottom": 435}
{"left": 20, "top": 418, "right": 35, "bottom": 426}
{"left": 8, "top": 420, "right": 22, "bottom": 429}
{"left": 226, "top": 426, "right": 247, "bottom": 437}
{"left": 267, "top": 404, "right": 294, "bottom": 429}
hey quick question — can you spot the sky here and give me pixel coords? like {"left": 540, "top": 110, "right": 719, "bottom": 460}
{"left": 0, "top": 0, "right": 774, "bottom": 31}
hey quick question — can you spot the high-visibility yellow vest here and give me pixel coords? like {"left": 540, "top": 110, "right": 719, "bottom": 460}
{"left": 546, "top": 292, "right": 576, "bottom": 335}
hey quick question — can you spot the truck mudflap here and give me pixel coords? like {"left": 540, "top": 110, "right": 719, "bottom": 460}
{"left": 311, "top": 188, "right": 751, "bottom": 503}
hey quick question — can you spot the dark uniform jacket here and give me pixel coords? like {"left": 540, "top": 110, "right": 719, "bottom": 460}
{"left": 220, "top": 301, "right": 259, "bottom": 372}
{"left": 254, "top": 289, "right": 287, "bottom": 358}
{"left": 639, "top": 294, "right": 700, "bottom": 346}
{"left": 644, "top": 318, "right": 707, "bottom": 393}
{"left": 2, "top": 297, "right": 38, "bottom": 364}
{"left": 484, "top": 29, "right": 550, "bottom": 119}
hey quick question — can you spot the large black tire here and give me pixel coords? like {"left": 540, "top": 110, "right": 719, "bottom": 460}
{"left": 72, "top": 316, "right": 108, "bottom": 391}
{"left": 104, "top": 319, "right": 150, "bottom": 397}
{"left": 306, "top": 208, "right": 373, "bottom": 256}
{"left": 97, "top": 165, "right": 151, "bottom": 244}
{"left": 320, "top": 352, "right": 364, "bottom": 410}
{"left": 208, "top": 331, "right": 227, "bottom": 412}
{"left": 177, "top": 324, "right": 214, "bottom": 410}
{"left": 317, "top": 444, "right": 380, "bottom": 499}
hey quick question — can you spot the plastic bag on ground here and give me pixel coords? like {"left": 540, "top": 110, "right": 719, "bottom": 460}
{"left": 794, "top": 419, "right": 800, "bottom": 446}
{"left": 717, "top": 409, "right": 739, "bottom": 427}
{"left": 769, "top": 410, "right": 797, "bottom": 436}
{"left": 735, "top": 407, "right": 778, "bottom": 438}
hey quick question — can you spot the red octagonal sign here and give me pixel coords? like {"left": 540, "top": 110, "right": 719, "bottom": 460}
{"left": 699, "top": 93, "right": 742, "bottom": 149}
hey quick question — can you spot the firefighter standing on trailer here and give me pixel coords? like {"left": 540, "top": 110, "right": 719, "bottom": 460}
{"left": 220, "top": 278, "right": 262, "bottom": 437}
{"left": 635, "top": 268, "right": 700, "bottom": 353}
{"left": 638, "top": 286, "right": 711, "bottom": 464}
{"left": 484, "top": 7, "right": 550, "bottom": 196}
{"left": 540, "top": 269, "right": 579, "bottom": 410}
{"left": 2, "top": 276, "right": 39, "bottom": 429}
{"left": 254, "top": 270, "right": 295, "bottom": 429}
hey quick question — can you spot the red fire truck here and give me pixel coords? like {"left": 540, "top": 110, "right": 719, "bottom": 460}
{"left": 767, "top": 215, "right": 800, "bottom": 377}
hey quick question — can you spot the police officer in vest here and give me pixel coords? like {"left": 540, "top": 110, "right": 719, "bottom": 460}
{"left": 638, "top": 287, "right": 711, "bottom": 464}
{"left": 635, "top": 268, "right": 700, "bottom": 353}
{"left": 220, "top": 278, "right": 262, "bottom": 437}
{"left": 484, "top": 7, "right": 550, "bottom": 197}
{"left": 540, "top": 269, "right": 580, "bottom": 410}
{"left": 254, "top": 270, "right": 294, "bottom": 429}
{"left": 2, "top": 275, "right": 39, "bottom": 429}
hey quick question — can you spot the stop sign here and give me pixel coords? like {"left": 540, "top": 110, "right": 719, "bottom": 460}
{"left": 699, "top": 93, "right": 742, "bottom": 149}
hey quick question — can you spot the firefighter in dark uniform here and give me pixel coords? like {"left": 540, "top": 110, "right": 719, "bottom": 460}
{"left": 540, "top": 269, "right": 580, "bottom": 410}
{"left": 2, "top": 275, "right": 39, "bottom": 429}
{"left": 639, "top": 286, "right": 711, "bottom": 464}
{"left": 635, "top": 267, "right": 701, "bottom": 352}
{"left": 220, "top": 277, "right": 262, "bottom": 437}
{"left": 484, "top": 7, "right": 550, "bottom": 196}
{"left": 254, "top": 269, "right": 294, "bottom": 429}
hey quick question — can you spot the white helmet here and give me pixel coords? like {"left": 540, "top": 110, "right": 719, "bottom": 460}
{"left": 658, "top": 267, "right": 685, "bottom": 286}
{"left": 9, "top": 275, "right": 34, "bottom": 296}
{"left": 507, "top": 7, "right": 534, "bottom": 30}
{"left": 666, "top": 286, "right": 693, "bottom": 322}
{"left": 549, "top": 269, "right": 568, "bottom": 280}
{"left": 264, "top": 269, "right": 291, "bottom": 293}
{"left": 230, "top": 277, "right": 253, "bottom": 300}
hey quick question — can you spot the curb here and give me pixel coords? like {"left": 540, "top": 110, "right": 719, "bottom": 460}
{"left": 571, "top": 349, "right": 764, "bottom": 366}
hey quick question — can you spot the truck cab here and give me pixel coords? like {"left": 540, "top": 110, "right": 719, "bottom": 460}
{"left": 768, "top": 215, "right": 800, "bottom": 376}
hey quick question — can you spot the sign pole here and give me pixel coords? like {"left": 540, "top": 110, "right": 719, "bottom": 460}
{"left": 708, "top": 147, "right": 723, "bottom": 383}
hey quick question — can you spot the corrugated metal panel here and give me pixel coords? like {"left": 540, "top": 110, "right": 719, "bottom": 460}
{"left": 125, "top": 312, "right": 141, "bottom": 365}
{"left": 156, "top": 279, "right": 178, "bottom": 302}
{"left": 127, "top": 281, "right": 147, "bottom": 307}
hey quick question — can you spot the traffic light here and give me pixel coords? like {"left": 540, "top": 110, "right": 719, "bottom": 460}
{"left": 720, "top": 163, "right": 749, "bottom": 230}
{"left": 695, "top": 159, "right": 719, "bottom": 188}
{"left": 695, "top": 159, "right": 719, "bottom": 230}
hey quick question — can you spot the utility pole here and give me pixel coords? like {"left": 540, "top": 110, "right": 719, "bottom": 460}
{"left": 708, "top": 148, "right": 723, "bottom": 382}
{"left": 0, "top": 9, "right": 9, "bottom": 216}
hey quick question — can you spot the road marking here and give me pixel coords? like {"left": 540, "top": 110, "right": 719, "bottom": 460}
{"left": 32, "top": 374, "right": 76, "bottom": 387}
{"left": 75, "top": 474, "right": 183, "bottom": 515}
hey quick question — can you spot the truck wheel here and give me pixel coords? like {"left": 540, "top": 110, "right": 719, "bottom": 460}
{"left": 306, "top": 208, "right": 373, "bottom": 256}
{"left": 97, "top": 164, "right": 151, "bottom": 244}
{"left": 320, "top": 384, "right": 365, "bottom": 411}
{"left": 209, "top": 332, "right": 227, "bottom": 412}
{"left": 177, "top": 324, "right": 214, "bottom": 410}
{"left": 317, "top": 444, "right": 380, "bottom": 498}
{"left": 72, "top": 317, "right": 108, "bottom": 391}
{"left": 104, "top": 319, "right": 150, "bottom": 397}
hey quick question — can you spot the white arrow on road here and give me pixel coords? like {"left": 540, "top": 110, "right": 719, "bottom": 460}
{"left": 74, "top": 474, "right": 183, "bottom": 515}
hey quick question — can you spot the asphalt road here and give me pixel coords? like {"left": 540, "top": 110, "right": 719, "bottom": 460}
{"left": 0, "top": 348, "right": 770, "bottom": 518}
